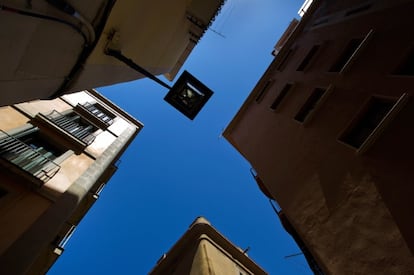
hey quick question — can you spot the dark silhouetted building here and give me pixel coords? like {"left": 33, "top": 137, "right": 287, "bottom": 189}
{"left": 224, "top": 0, "right": 414, "bottom": 273}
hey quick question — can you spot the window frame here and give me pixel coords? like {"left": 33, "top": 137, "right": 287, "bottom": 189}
{"left": 270, "top": 82, "right": 295, "bottom": 111}
{"left": 329, "top": 29, "right": 374, "bottom": 74}
{"left": 345, "top": 3, "right": 372, "bottom": 17}
{"left": 296, "top": 44, "right": 321, "bottom": 72}
{"left": 338, "top": 93, "right": 409, "bottom": 154}
{"left": 0, "top": 126, "right": 72, "bottom": 185}
{"left": 294, "top": 85, "right": 333, "bottom": 124}
{"left": 33, "top": 110, "right": 101, "bottom": 152}
{"left": 276, "top": 48, "right": 295, "bottom": 72}
{"left": 74, "top": 102, "right": 116, "bottom": 130}
{"left": 255, "top": 79, "right": 274, "bottom": 103}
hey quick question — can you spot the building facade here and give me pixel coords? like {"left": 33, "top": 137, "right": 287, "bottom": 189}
{"left": 149, "top": 217, "right": 267, "bottom": 275}
{"left": 0, "top": 0, "right": 225, "bottom": 106}
{"left": 0, "top": 89, "right": 143, "bottom": 274}
{"left": 223, "top": 0, "right": 414, "bottom": 274}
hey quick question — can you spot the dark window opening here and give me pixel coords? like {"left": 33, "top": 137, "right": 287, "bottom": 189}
{"left": 270, "top": 83, "right": 293, "bottom": 110}
{"left": 0, "top": 187, "right": 8, "bottom": 199}
{"left": 0, "top": 128, "right": 62, "bottom": 182}
{"left": 340, "top": 97, "right": 395, "bottom": 148}
{"left": 394, "top": 49, "right": 414, "bottom": 76}
{"left": 329, "top": 38, "right": 363, "bottom": 72}
{"left": 277, "top": 48, "right": 294, "bottom": 71}
{"left": 345, "top": 4, "right": 372, "bottom": 16}
{"left": 47, "top": 111, "right": 97, "bottom": 145}
{"left": 312, "top": 17, "right": 329, "bottom": 27}
{"left": 255, "top": 80, "right": 273, "bottom": 102}
{"left": 297, "top": 45, "right": 320, "bottom": 71}
{"left": 294, "top": 88, "right": 327, "bottom": 122}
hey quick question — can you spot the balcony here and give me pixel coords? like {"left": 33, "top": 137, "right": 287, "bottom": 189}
{"left": 45, "top": 110, "right": 97, "bottom": 145}
{"left": 74, "top": 102, "right": 115, "bottom": 129}
{"left": 0, "top": 129, "right": 60, "bottom": 184}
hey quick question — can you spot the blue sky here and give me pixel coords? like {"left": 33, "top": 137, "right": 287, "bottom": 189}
{"left": 49, "top": 1, "right": 312, "bottom": 274}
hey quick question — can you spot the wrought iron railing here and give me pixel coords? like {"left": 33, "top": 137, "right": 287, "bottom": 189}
{"left": 81, "top": 102, "right": 114, "bottom": 126}
{"left": 0, "top": 130, "right": 60, "bottom": 182}
{"left": 46, "top": 110, "right": 96, "bottom": 145}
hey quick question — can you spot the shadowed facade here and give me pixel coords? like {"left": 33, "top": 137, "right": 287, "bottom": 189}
{"left": 223, "top": 0, "right": 414, "bottom": 273}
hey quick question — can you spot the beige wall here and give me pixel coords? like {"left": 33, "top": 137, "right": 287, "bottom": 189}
{"left": 0, "top": 106, "right": 30, "bottom": 131}
{"left": 191, "top": 236, "right": 251, "bottom": 275}
{"left": 43, "top": 154, "right": 95, "bottom": 198}
{"left": 0, "top": 89, "right": 140, "bottom": 274}
{"left": 0, "top": 0, "right": 224, "bottom": 105}
{"left": 14, "top": 98, "right": 72, "bottom": 118}
{"left": 149, "top": 220, "right": 267, "bottom": 275}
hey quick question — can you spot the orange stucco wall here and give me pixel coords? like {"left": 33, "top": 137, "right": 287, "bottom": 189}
{"left": 0, "top": 106, "right": 29, "bottom": 131}
{"left": 14, "top": 98, "right": 72, "bottom": 118}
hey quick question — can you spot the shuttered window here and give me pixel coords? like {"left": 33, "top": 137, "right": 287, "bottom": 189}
{"left": 82, "top": 102, "right": 114, "bottom": 126}
{"left": 47, "top": 111, "right": 97, "bottom": 145}
{"left": 0, "top": 128, "right": 61, "bottom": 183}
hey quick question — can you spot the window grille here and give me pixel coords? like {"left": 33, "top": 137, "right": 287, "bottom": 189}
{"left": 81, "top": 102, "right": 114, "bottom": 126}
{"left": 46, "top": 110, "right": 96, "bottom": 145}
{"left": 0, "top": 129, "right": 60, "bottom": 183}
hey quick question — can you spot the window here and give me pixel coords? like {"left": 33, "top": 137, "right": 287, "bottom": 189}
{"left": 75, "top": 102, "right": 115, "bottom": 129}
{"left": 255, "top": 80, "right": 273, "bottom": 102}
{"left": 312, "top": 17, "right": 330, "bottom": 27}
{"left": 345, "top": 3, "right": 372, "bottom": 16}
{"left": 393, "top": 48, "right": 414, "bottom": 76}
{"left": 339, "top": 94, "right": 408, "bottom": 152}
{"left": 276, "top": 48, "right": 294, "bottom": 71}
{"left": 297, "top": 45, "right": 320, "bottom": 71}
{"left": 82, "top": 103, "right": 114, "bottom": 125}
{"left": 0, "top": 128, "right": 61, "bottom": 184}
{"left": 294, "top": 87, "right": 329, "bottom": 123}
{"left": 329, "top": 30, "right": 373, "bottom": 73}
{"left": 329, "top": 39, "right": 362, "bottom": 72}
{"left": 0, "top": 187, "right": 7, "bottom": 199}
{"left": 270, "top": 83, "right": 294, "bottom": 110}
{"left": 46, "top": 110, "right": 97, "bottom": 145}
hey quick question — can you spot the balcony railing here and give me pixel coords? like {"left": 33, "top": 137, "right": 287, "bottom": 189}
{"left": 0, "top": 130, "right": 60, "bottom": 183}
{"left": 81, "top": 102, "right": 114, "bottom": 126}
{"left": 46, "top": 110, "right": 96, "bottom": 145}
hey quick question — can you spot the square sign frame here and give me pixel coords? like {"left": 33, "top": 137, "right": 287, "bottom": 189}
{"left": 164, "top": 71, "right": 214, "bottom": 120}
